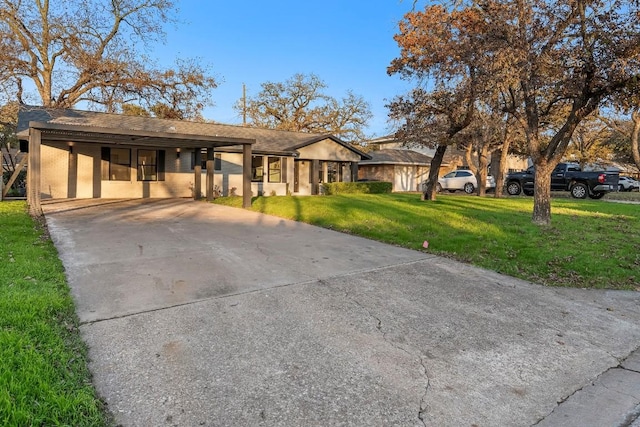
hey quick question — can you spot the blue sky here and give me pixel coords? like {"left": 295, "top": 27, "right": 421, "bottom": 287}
{"left": 153, "top": 1, "right": 419, "bottom": 139}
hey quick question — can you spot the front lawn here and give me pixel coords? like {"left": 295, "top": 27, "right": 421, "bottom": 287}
{"left": 0, "top": 201, "right": 110, "bottom": 426}
{"left": 214, "top": 194, "right": 640, "bottom": 290}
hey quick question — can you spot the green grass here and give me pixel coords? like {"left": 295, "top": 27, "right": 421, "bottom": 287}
{"left": 0, "top": 202, "right": 110, "bottom": 426}
{"left": 214, "top": 193, "right": 640, "bottom": 290}
{"left": 604, "top": 190, "right": 640, "bottom": 202}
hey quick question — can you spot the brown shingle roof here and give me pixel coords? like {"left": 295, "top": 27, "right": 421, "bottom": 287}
{"left": 17, "top": 106, "right": 370, "bottom": 159}
{"left": 359, "top": 149, "right": 432, "bottom": 165}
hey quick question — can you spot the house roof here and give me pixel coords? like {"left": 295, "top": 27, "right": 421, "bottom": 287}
{"left": 359, "top": 149, "right": 433, "bottom": 166}
{"left": 366, "top": 134, "right": 396, "bottom": 145}
{"left": 17, "top": 106, "right": 370, "bottom": 159}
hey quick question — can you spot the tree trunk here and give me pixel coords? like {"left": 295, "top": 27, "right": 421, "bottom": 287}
{"left": 493, "top": 133, "right": 512, "bottom": 198}
{"left": 631, "top": 110, "right": 640, "bottom": 172}
{"left": 532, "top": 163, "right": 553, "bottom": 225}
{"left": 476, "top": 143, "right": 489, "bottom": 196}
{"left": 422, "top": 144, "right": 448, "bottom": 200}
{"left": 463, "top": 143, "right": 475, "bottom": 172}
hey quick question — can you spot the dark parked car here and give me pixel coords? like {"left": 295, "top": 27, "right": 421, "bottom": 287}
{"left": 505, "top": 162, "right": 619, "bottom": 199}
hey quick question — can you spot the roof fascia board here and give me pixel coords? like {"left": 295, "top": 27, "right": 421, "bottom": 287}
{"left": 27, "top": 121, "right": 255, "bottom": 145}
{"left": 359, "top": 161, "right": 432, "bottom": 166}
{"left": 214, "top": 147, "right": 298, "bottom": 157}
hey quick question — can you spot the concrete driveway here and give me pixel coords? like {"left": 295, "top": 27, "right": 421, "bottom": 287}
{"left": 43, "top": 198, "right": 640, "bottom": 426}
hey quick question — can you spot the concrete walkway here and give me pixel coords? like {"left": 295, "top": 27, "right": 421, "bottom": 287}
{"left": 42, "top": 198, "right": 640, "bottom": 426}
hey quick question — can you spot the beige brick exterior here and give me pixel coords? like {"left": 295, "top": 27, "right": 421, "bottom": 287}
{"left": 41, "top": 143, "right": 69, "bottom": 199}
{"left": 296, "top": 138, "right": 362, "bottom": 162}
{"left": 38, "top": 139, "right": 357, "bottom": 199}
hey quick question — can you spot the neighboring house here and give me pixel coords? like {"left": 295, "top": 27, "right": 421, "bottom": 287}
{"left": 16, "top": 106, "right": 370, "bottom": 211}
{"left": 358, "top": 149, "right": 435, "bottom": 192}
{"left": 366, "top": 135, "right": 475, "bottom": 173}
{"left": 362, "top": 135, "right": 528, "bottom": 190}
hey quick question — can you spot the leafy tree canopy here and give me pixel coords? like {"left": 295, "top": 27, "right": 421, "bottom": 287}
{"left": 389, "top": 0, "right": 640, "bottom": 224}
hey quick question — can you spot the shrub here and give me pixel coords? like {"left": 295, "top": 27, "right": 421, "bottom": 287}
{"left": 2, "top": 169, "right": 26, "bottom": 197}
{"left": 322, "top": 181, "right": 392, "bottom": 195}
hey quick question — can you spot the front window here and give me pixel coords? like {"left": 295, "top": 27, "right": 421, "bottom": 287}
{"left": 268, "top": 157, "right": 281, "bottom": 183}
{"left": 252, "top": 156, "right": 264, "bottom": 182}
{"left": 110, "top": 148, "right": 131, "bottom": 181}
{"left": 327, "top": 162, "right": 342, "bottom": 183}
{"left": 137, "top": 149, "right": 158, "bottom": 181}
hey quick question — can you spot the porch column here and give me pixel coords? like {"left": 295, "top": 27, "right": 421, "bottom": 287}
{"left": 351, "top": 162, "right": 359, "bottom": 182}
{"left": 27, "top": 129, "right": 42, "bottom": 216}
{"left": 206, "top": 147, "right": 215, "bottom": 201}
{"left": 242, "top": 143, "right": 252, "bottom": 208}
{"left": 311, "top": 159, "right": 320, "bottom": 195}
{"left": 193, "top": 148, "right": 202, "bottom": 200}
{"left": 67, "top": 146, "right": 77, "bottom": 198}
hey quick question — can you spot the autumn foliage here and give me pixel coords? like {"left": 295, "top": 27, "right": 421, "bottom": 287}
{"left": 389, "top": 0, "right": 640, "bottom": 224}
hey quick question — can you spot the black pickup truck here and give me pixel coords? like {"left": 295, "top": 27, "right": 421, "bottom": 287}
{"left": 505, "top": 162, "right": 619, "bottom": 199}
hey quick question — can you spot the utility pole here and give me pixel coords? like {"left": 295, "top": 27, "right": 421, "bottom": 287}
{"left": 242, "top": 83, "right": 247, "bottom": 126}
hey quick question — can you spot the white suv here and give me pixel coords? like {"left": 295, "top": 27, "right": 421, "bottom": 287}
{"left": 423, "top": 170, "right": 496, "bottom": 194}
{"left": 618, "top": 176, "right": 640, "bottom": 192}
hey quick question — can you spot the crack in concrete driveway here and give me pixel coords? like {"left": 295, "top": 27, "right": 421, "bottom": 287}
{"left": 42, "top": 198, "right": 640, "bottom": 426}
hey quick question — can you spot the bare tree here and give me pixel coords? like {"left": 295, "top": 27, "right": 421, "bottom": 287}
{"left": 236, "top": 73, "right": 372, "bottom": 144}
{"left": 565, "top": 117, "right": 613, "bottom": 168}
{"left": 598, "top": 113, "right": 640, "bottom": 172}
{"left": 458, "top": 105, "right": 511, "bottom": 196}
{"left": 0, "top": 0, "right": 217, "bottom": 118}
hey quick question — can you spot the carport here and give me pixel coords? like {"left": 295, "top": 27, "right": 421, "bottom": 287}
{"left": 19, "top": 113, "right": 255, "bottom": 215}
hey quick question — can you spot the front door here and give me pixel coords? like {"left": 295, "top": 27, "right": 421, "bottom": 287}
{"left": 294, "top": 160, "right": 300, "bottom": 193}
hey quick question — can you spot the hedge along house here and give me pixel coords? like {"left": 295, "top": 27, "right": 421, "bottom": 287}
{"left": 17, "top": 106, "right": 369, "bottom": 214}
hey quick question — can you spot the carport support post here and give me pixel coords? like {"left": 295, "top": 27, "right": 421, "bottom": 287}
{"left": 27, "top": 129, "right": 42, "bottom": 216}
{"left": 68, "top": 146, "right": 77, "bottom": 198}
{"left": 242, "top": 143, "right": 252, "bottom": 208}
{"left": 193, "top": 148, "right": 202, "bottom": 200}
{"left": 311, "top": 159, "right": 320, "bottom": 195}
{"left": 206, "top": 148, "right": 214, "bottom": 201}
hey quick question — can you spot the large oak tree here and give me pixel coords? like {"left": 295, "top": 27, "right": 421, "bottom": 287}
{"left": 0, "top": 0, "right": 217, "bottom": 118}
{"left": 491, "top": 0, "right": 640, "bottom": 224}
{"left": 388, "top": 4, "right": 487, "bottom": 200}
{"left": 236, "top": 73, "right": 372, "bottom": 144}
{"left": 396, "top": 0, "right": 640, "bottom": 224}
{"left": 390, "top": 0, "right": 640, "bottom": 225}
